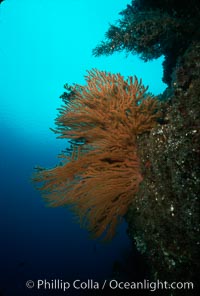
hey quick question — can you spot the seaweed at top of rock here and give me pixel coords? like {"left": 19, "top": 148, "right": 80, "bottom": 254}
{"left": 93, "top": 0, "right": 200, "bottom": 85}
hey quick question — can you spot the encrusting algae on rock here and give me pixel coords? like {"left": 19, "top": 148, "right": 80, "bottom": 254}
{"left": 33, "top": 69, "right": 161, "bottom": 240}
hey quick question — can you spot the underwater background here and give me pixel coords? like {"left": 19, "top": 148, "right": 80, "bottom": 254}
{"left": 3, "top": 0, "right": 199, "bottom": 295}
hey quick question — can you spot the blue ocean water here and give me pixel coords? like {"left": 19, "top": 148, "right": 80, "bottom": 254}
{"left": 0, "top": 1, "right": 166, "bottom": 295}
{"left": 0, "top": 127, "right": 135, "bottom": 295}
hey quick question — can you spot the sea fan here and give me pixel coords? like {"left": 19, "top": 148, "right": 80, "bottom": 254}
{"left": 33, "top": 69, "right": 160, "bottom": 240}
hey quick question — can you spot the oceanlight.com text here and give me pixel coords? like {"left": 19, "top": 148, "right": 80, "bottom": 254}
{"left": 26, "top": 278, "right": 194, "bottom": 292}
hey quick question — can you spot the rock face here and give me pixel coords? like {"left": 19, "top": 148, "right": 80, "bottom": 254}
{"left": 126, "top": 41, "right": 200, "bottom": 290}
{"left": 92, "top": 1, "right": 200, "bottom": 290}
